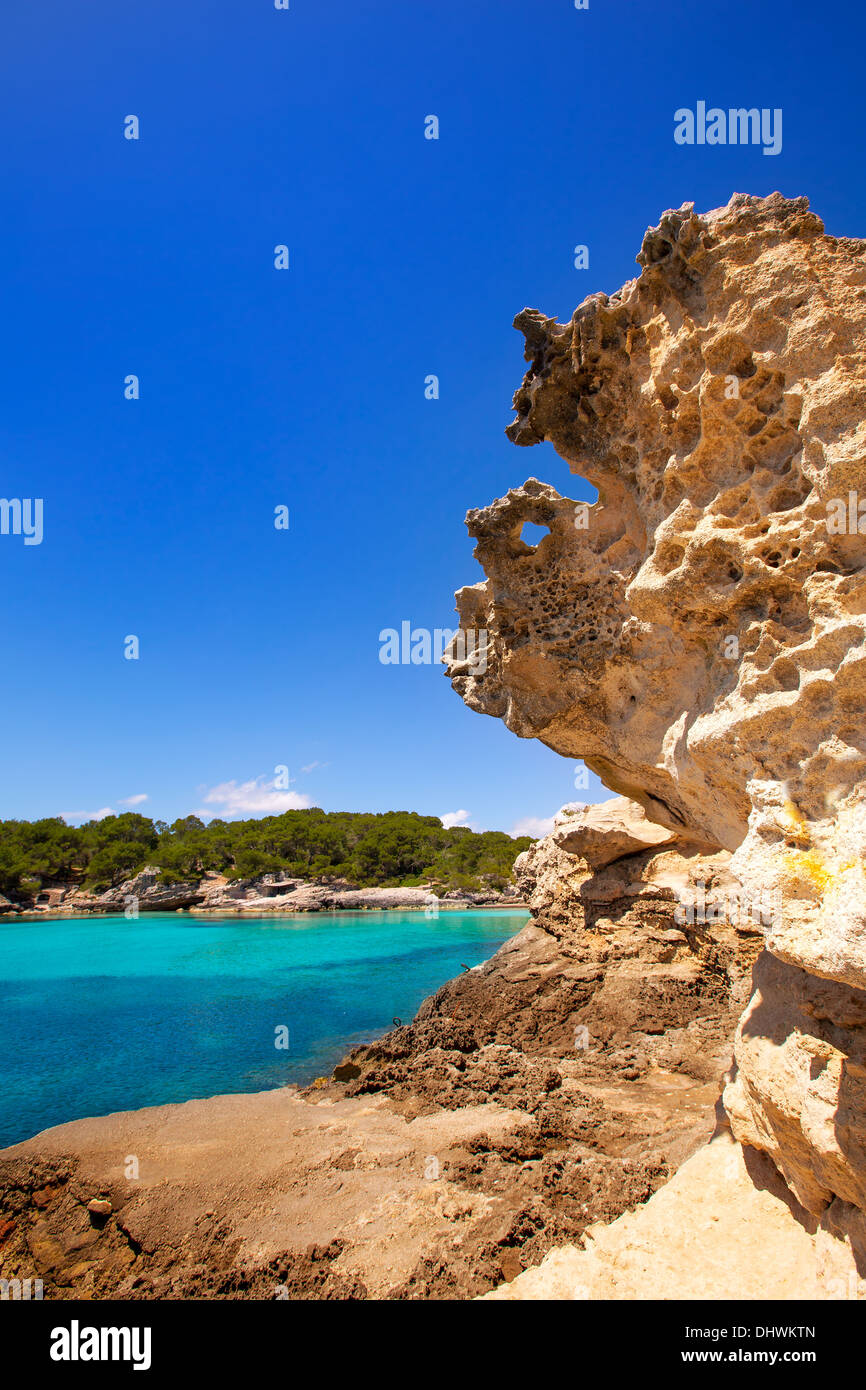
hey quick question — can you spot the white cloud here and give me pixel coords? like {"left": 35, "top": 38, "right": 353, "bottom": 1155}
{"left": 300, "top": 761, "right": 329, "bottom": 774}
{"left": 60, "top": 807, "right": 115, "bottom": 825}
{"left": 440, "top": 809, "right": 471, "bottom": 829}
{"left": 197, "top": 776, "right": 312, "bottom": 820}
{"left": 59, "top": 794, "right": 149, "bottom": 823}
{"left": 510, "top": 815, "right": 555, "bottom": 840}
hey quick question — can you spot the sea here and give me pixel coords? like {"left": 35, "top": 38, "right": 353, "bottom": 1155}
{"left": 0, "top": 908, "right": 527, "bottom": 1146}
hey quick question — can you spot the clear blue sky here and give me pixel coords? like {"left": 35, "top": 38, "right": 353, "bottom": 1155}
{"left": 1, "top": 0, "right": 863, "bottom": 836}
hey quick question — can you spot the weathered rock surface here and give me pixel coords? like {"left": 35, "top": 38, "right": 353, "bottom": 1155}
{"left": 320, "top": 797, "right": 761, "bottom": 1291}
{"left": 0, "top": 1089, "right": 528, "bottom": 1300}
{"left": 446, "top": 192, "right": 866, "bottom": 1282}
{"left": 483, "top": 1127, "right": 866, "bottom": 1301}
{"left": 549, "top": 796, "right": 678, "bottom": 867}
{"left": 724, "top": 950, "right": 866, "bottom": 1217}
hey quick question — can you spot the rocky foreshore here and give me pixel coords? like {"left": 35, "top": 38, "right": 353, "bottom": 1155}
{"left": 0, "top": 796, "right": 769, "bottom": 1299}
{"left": 1, "top": 868, "right": 523, "bottom": 919}
{"left": 0, "top": 785, "right": 857, "bottom": 1299}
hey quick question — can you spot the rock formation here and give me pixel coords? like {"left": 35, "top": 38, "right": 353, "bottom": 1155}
{"left": 446, "top": 192, "right": 866, "bottom": 1280}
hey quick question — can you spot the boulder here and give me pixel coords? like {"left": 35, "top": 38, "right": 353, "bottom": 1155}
{"left": 550, "top": 796, "right": 678, "bottom": 867}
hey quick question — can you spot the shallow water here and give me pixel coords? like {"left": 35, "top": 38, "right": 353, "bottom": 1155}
{"left": 0, "top": 908, "right": 527, "bottom": 1146}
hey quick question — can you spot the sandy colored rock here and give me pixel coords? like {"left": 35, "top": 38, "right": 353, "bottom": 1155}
{"left": 445, "top": 194, "right": 866, "bottom": 1255}
{"left": 483, "top": 1129, "right": 865, "bottom": 1301}
{"left": 724, "top": 950, "right": 866, "bottom": 1216}
{"left": 0, "top": 1088, "right": 527, "bottom": 1299}
{"left": 548, "top": 796, "right": 678, "bottom": 867}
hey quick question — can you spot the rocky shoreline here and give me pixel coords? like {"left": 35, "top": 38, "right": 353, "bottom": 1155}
{"left": 0, "top": 797, "right": 767, "bottom": 1299}
{"left": 1, "top": 870, "right": 524, "bottom": 919}
{"left": 2, "top": 791, "right": 859, "bottom": 1300}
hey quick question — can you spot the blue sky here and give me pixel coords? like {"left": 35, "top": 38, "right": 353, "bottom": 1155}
{"left": 1, "top": 0, "right": 863, "bottom": 836}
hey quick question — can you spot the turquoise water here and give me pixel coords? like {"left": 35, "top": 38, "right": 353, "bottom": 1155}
{"left": 0, "top": 909, "right": 526, "bottom": 1147}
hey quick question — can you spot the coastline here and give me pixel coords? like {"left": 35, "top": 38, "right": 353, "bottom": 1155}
{"left": 0, "top": 809, "right": 762, "bottom": 1299}
{"left": 0, "top": 904, "right": 528, "bottom": 1153}
{"left": 6, "top": 794, "right": 859, "bottom": 1301}
{"left": 6, "top": 902, "right": 529, "bottom": 923}
{"left": 1, "top": 869, "right": 527, "bottom": 921}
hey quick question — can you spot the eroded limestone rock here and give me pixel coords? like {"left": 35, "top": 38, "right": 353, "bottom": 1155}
{"left": 446, "top": 193, "right": 866, "bottom": 1226}
{"left": 548, "top": 795, "right": 679, "bottom": 867}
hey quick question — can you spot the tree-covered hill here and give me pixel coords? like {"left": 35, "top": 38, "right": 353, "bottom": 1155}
{"left": 0, "top": 810, "right": 534, "bottom": 902}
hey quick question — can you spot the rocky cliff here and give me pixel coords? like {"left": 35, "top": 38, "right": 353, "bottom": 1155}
{"left": 446, "top": 192, "right": 866, "bottom": 1289}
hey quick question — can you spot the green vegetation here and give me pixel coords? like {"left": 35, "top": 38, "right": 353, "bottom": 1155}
{"left": 0, "top": 810, "right": 532, "bottom": 901}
